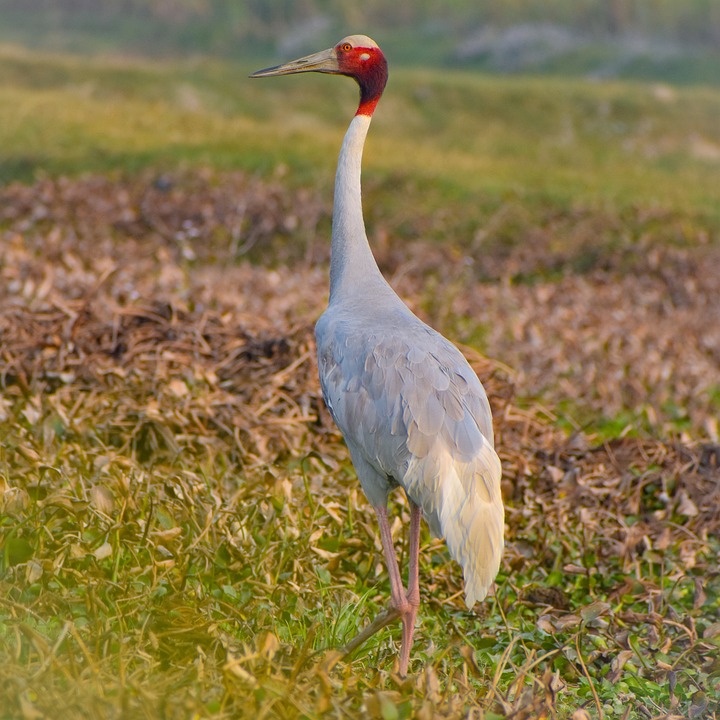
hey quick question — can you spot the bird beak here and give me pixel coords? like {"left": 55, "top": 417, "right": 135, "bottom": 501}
{"left": 250, "top": 47, "right": 339, "bottom": 78}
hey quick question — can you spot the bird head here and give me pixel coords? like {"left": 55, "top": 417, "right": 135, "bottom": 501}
{"left": 250, "top": 35, "right": 388, "bottom": 116}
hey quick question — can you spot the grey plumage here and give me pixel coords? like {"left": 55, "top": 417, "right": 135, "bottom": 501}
{"left": 316, "top": 284, "right": 503, "bottom": 607}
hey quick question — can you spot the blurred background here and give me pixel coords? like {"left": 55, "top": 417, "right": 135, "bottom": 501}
{"left": 1, "top": 0, "right": 719, "bottom": 83}
{"left": 1, "top": 5, "right": 720, "bottom": 717}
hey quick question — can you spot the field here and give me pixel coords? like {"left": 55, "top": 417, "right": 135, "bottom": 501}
{"left": 1, "top": 45, "right": 719, "bottom": 719}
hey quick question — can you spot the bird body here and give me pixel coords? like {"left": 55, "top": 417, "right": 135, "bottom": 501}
{"left": 252, "top": 34, "right": 504, "bottom": 674}
{"left": 316, "top": 301, "right": 503, "bottom": 607}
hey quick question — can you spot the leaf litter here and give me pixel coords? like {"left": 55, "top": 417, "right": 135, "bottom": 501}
{"left": 0, "top": 171, "right": 718, "bottom": 719}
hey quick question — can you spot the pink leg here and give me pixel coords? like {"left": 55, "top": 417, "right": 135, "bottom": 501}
{"left": 407, "top": 501, "right": 422, "bottom": 605}
{"left": 398, "top": 501, "right": 421, "bottom": 675}
{"left": 341, "top": 502, "right": 422, "bottom": 677}
{"left": 375, "top": 504, "right": 407, "bottom": 609}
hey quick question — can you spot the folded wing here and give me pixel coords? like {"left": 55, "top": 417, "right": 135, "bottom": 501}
{"left": 316, "top": 313, "right": 504, "bottom": 606}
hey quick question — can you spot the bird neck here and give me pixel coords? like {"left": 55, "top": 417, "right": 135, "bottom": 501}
{"left": 329, "top": 113, "right": 387, "bottom": 304}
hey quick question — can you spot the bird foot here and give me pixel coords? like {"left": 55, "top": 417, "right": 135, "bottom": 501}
{"left": 341, "top": 605, "right": 400, "bottom": 657}
{"left": 340, "top": 594, "right": 419, "bottom": 676}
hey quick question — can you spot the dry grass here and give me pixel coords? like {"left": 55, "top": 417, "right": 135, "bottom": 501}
{"left": 1, "top": 172, "right": 719, "bottom": 719}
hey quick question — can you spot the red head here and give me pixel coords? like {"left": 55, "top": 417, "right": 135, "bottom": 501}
{"left": 334, "top": 35, "right": 388, "bottom": 115}
{"left": 250, "top": 34, "right": 388, "bottom": 117}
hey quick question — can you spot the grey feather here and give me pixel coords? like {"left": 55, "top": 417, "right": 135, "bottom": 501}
{"left": 316, "top": 295, "right": 504, "bottom": 606}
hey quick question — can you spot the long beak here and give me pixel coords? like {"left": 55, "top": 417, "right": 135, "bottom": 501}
{"left": 250, "top": 47, "right": 339, "bottom": 78}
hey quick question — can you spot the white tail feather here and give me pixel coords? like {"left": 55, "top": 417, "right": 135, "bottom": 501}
{"left": 405, "top": 444, "right": 504, "bottom": 607}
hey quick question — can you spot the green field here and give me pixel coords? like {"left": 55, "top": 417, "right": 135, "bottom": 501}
{"left": 1, "top": 45, "right": 719, "bottom": 719}
{"left": 1, "top": 45, "right": 720, "bottom": 214}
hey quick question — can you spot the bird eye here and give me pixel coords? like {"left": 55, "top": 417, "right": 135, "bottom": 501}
{"left": 340, "top": 43, "right": 352, "bottom": 52}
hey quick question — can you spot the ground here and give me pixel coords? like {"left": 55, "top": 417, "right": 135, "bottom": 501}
{"left": 1, "top": 48, "right": 719, "bottom": 720}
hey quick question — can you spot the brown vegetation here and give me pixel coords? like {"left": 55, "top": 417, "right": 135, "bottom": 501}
{"left": 1, "top": 171, "right": 718, "bottom": 718}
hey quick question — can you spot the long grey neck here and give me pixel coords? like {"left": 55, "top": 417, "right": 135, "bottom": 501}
{"left": 328, "top": 113, "right": 390, "bottom": 305}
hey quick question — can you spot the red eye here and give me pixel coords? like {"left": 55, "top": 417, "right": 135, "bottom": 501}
{"left": 340, "top": 43, "right": 352, "bottom": 52}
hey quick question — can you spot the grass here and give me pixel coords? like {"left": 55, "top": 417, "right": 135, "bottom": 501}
{"left": 2, "top": 341, "right": 718, "bottom": 718}
{"left": 1, "top": 45, "right": 719, "bottom": 220}
{"left": 0, "top": 45, "right": 719, "bottom": 718}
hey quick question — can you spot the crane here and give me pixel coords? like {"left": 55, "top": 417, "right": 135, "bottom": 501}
{"left": 251, "top": 35, "right": 504, "bottom": 676}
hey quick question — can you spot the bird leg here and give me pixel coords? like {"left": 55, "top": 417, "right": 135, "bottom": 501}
{"left": 399, "top": 501, "right": 421, "bottom": 674}
{"left": 340, "top": 605, "right": 400, "bottom": 657}
{"left": 340, "top": 502, "right": 421, "bottom": 676}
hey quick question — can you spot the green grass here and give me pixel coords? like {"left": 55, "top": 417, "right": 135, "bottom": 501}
{"left": 2, "top": 373, "right": 718, "bottom": 718}
{"left": 1, "top": 45, "right": 719, "bottom": 223}
{"left": 0, "top": 378, "right": 720, "bottom": 718}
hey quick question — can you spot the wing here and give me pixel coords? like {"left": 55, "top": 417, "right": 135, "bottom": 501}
{"left": 315, "top": 307, "right": 504, "bottom": 606}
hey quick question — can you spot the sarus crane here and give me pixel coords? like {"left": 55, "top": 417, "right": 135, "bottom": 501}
{"left": 251, "top": 35, "right": 504, "bottom": 676}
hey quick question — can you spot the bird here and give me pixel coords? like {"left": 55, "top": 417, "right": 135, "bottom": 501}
{"left": 251, "top": 35, "right": 504, "bottom": 676}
